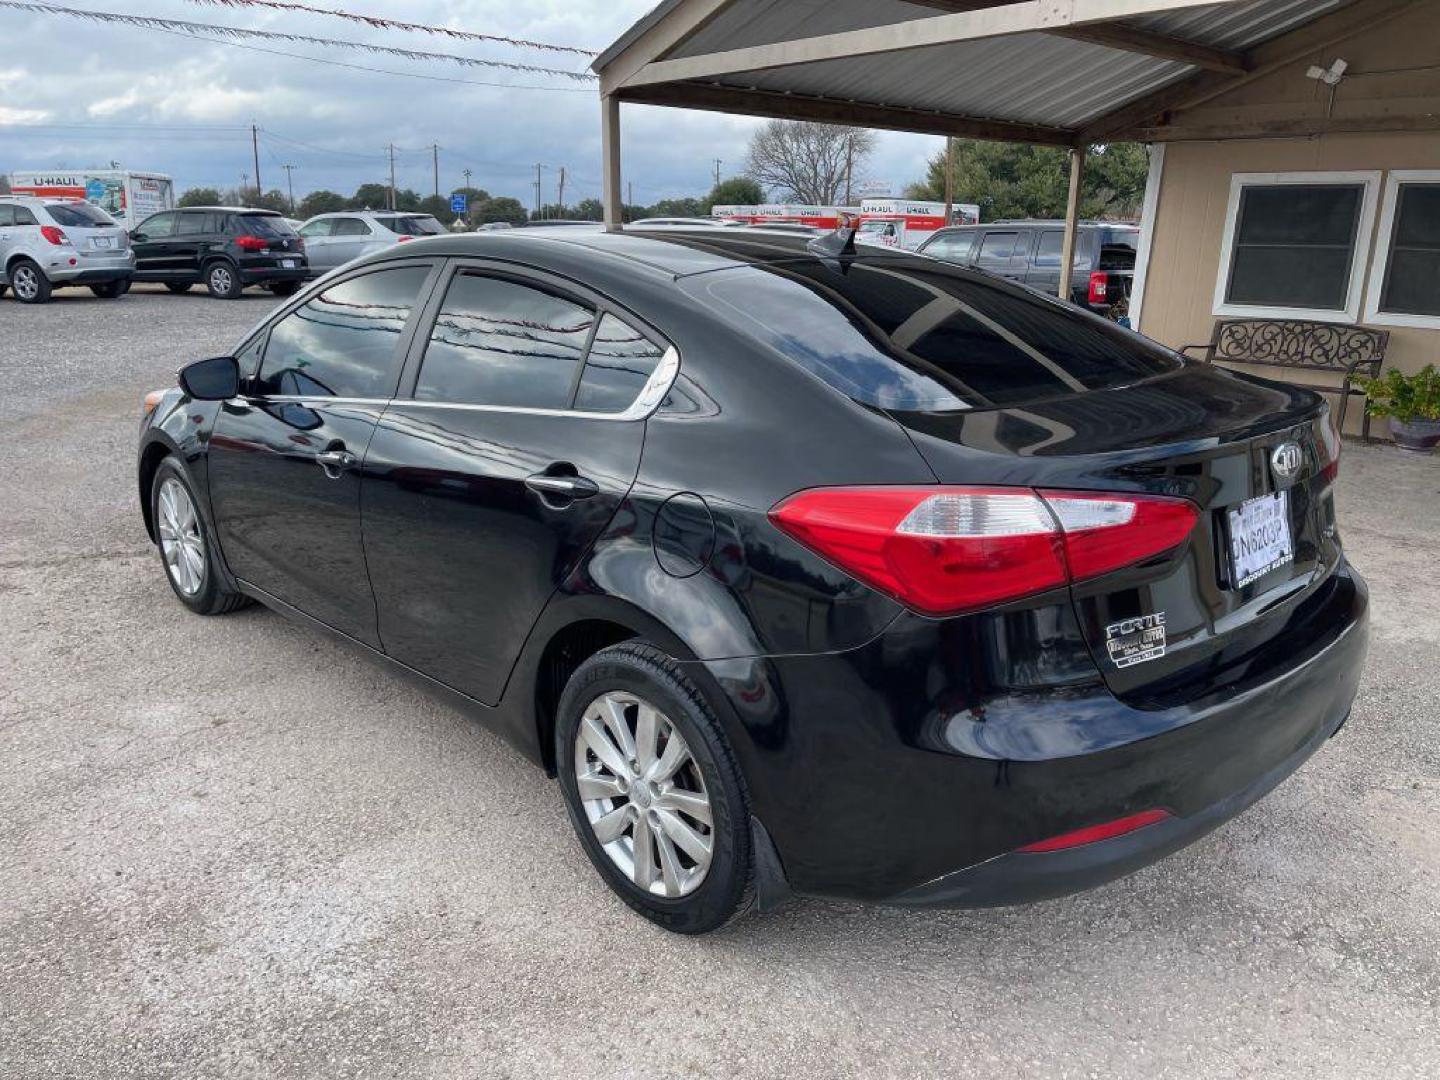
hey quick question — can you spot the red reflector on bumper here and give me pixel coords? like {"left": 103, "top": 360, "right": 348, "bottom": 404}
{"left": 1016, "top": 808, "right": 1172, "bottom": 853}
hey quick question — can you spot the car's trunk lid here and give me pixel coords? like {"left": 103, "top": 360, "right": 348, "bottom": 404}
{"left": 890, "top": 365, "right": 1343, "bottom": 705}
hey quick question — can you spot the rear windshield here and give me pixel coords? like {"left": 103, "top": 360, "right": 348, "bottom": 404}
{"left": 46, "top": 202, "right": 115, "bottom": 227}
{"left": 1098, "top": 228, "right": 1138, "bottom": 270}
{"left": 239, "top": 214, "right": 296, "bottom": 237}
{"left": 376, "top": 215, "right": 444, "bottom": 236}
{"left": 691, "top": 256, "right": 1180, "bottom": 411}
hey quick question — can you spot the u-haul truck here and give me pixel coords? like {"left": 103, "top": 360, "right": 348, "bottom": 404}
{"left": 856, "top": 198, "right": 980, "bottom": 250}
{"left": 713, "top": 204, "right": 856, "bottom": 230}
{"left": 7, "top": 170, "right": 174, "bottom": 230}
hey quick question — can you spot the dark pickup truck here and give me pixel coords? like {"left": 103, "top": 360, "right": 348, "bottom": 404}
{"left": 917, "top": 220, "right": 1138, "bottom": 319}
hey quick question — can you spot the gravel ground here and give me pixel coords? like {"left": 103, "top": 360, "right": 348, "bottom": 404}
{"left": 2, "top": 288, "right": 1438, "bottom": 1079}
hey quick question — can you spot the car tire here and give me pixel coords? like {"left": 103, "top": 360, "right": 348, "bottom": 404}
{"left": 266, "top": 281, "right": 301, "bottom": 296}
{"left": 204, "top": 261, "right": 243, "bottom": 300}
{"left": 556, "top": 641, "right": 754, "bottom": 934}
{"left": 164, "top": 282, "right": 193, "bottom": 294}
{"left": 9, "top": 259, "right": 51, "bottom": 304}
{"left": 150, "top": 457, "right": 251, "bottom": 616}
{"left": 89, "top": 281, "right": 125, "bottom": 299}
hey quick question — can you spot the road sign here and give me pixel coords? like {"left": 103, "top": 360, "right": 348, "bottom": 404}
{"left": 450, "top": 193, "right": 468, "bottom": 214}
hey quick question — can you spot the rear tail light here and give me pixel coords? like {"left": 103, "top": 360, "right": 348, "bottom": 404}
{"left": 1318, "top": 409, "right": 1341, "bottom": 488}
{"left": 295, "top": 238, "right": 305, "bottom": 253}
{"left": 1016, "top": 808, "right": 1171, "bottom": 853}
{"left": 769, "top": 486, "right": 1199, "bottom": 616}
{"left": 235, "top": 234, "right": 267, "bottom": 252}
{"left": 39, "top": 225, "right": 71, "bottom": 246}
{"left": 1088, "top": 270, "right": 1109, "bottom": 305}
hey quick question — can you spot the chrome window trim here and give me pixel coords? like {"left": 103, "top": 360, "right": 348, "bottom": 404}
{"left": 247, "top": 345, "right": 680, "bottom": 423}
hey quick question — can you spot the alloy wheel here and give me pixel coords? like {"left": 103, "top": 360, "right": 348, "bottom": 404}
{"left": 13, "top": 265, "right": 39, "bottom": 300}
{"left": 157, "top": 477, "right": 205, "bottom": 596}
{"left": 574, "top": 691, "right": 714, "bottom": 898}
{"left": 209, "top": 266, "right": 233, "bottom": 294}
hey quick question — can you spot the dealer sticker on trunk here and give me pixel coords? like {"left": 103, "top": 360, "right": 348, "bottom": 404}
{"left": 1105, "top": 612, "right": 1167, "bottom": 669}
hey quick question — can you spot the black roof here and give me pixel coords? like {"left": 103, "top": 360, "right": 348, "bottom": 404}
{"left": 360, "top": 225, "right": 887, "bottom": 280}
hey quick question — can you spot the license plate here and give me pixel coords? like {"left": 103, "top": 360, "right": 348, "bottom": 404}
{"left": 92, "top": 236, "right": 112, "bottom": 249}
{"left": 280, "top": 259, "right": 295, "bottom": 268}
{"left": 1227, "top": 491, "right": 1293, "bottom": 587}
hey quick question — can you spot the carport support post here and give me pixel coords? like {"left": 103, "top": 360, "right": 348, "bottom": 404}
{"left": 1058, "top": 145, "right": 1087, "bottom": 301}
{"left": 602, "top": 95, "right": 623, "bottom": 231}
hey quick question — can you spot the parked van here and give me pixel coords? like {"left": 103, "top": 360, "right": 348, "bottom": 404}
{"left": 8, "top": 171, "right": 174, "bottom": 231}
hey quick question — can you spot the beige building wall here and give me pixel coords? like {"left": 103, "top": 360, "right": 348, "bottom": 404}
{"left": 1134, "top": 4, "right": 1440, "bottom": 435}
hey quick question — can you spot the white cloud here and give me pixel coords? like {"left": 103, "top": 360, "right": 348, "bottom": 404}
{"left": 0, "top": 1, "right": 941, "bottom": 203}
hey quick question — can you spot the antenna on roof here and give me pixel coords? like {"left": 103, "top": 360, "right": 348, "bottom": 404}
{"left": 806, "top": 213, "right": 859, "bottom": 261}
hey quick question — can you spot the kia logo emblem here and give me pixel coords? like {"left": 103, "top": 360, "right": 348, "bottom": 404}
{"left": 1271, "top": 441, "right": 1303, "bottom": 484}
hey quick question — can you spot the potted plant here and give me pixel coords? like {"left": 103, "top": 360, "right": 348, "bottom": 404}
{"left": 1357, "top": 364, "right": 1440, "bottom": 452}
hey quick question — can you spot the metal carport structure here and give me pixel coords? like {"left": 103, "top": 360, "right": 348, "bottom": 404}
{"left": 592, "top": 0, "right": 1418, "bottom": 298}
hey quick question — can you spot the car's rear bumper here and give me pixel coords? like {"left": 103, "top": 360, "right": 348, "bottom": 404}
{"left": 61, "top": 267, "right": 133, "bottom": 285}
{"left": 695, "top": 562, "right": 1369, "bottom": 906}
{"left": 238, "top": 260, "right": 307, "bottom": 284}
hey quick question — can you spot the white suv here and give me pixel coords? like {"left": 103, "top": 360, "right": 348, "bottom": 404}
{"left": 0, "top": 195, "right": 135, "bottom": 303}
{"left": 296, "top": 211, "right": 445, "bottom": 275}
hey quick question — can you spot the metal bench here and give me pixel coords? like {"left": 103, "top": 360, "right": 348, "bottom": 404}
{"left": 1181, "top": 319, "right": 1388, "bottom": 440}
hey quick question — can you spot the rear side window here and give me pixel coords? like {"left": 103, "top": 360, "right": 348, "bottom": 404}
{"left": 177, "top": 213, "right": 217, "bottom": 235}
{"left": 416, "top": 273, "right": 595, "bottom": 409}
{"left": 46, "top": 203, "right": 114, "bottom": 227}
{"left": 694, "top": 258, "right": 1180, "bottom": 411}
{"left": 242, "top": 215, "right": 295, "bottom": 237}
{"left": 256, "top": 266, "right": 431, "bottom": 398}
{"left": 1034, "top": 231, "right": 1065, "bottom": 266}
{"left": 574, "top": 313, "right": 664, "bottom": 413}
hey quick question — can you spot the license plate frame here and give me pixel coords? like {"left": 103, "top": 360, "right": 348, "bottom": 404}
{"left": 280, "top": 259, "right": 296, "bottom": 268}
{"left": 1227, "top": 490, "right": 1294, "bottom": 588}
{"left": 92, "top": 236, "right": 112, "bottom": 249}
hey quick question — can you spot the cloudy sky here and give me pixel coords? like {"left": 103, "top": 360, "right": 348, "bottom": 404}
{"left": 0, "top": 0, "right": 941, "bottom": 207}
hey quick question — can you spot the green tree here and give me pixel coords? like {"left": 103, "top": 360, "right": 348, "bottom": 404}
{"left": 350, "top": 183, "right": 391, "bottom": 210}
{"left": 572, "top": 198, "right": 604, "bottom": 222}
{"left": 178, "top": 186, "right": 222, "bottom": 207}
{"left": 904, "top": 141, "right": 1150, "bottom": 220}
{"left": 252, "top": 189, "right": 289, "bottom": 213}
{"left": 704, "top": 176, "right": 763, "bottom": 210}
{"left": 646, "top": 196, "right": 705, "bottom": 218}
{"left": 418, "top": 194, "right": 451, "bottom": 221}
{"left": 533, "top": 203, "right": 573, "bottom": 221}
{"left": 393, "top": 188, "right": 422, "bottom": 212}
{"left": 296, "top": 189, "right": 347, "bottom": 218}
{"left": 473, "top": 196, "right": 527, "bottom": 226}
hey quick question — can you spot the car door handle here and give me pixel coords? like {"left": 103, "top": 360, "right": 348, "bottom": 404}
{"left": 315, "top": 447, "right": 358, "bottom": 478}
{"left": 525, "top": 473, "right": 599, "bottom": 500}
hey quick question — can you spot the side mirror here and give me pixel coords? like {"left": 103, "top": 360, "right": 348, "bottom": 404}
{"left": 131, "top": 232, "right": 146, "bottom": 242}
{"left": 178, "top": 355, "right": 240, "bottom": 400}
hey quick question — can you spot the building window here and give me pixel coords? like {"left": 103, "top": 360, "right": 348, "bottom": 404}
{"left": 1365, "top": 171, "right": 1440, "bottom": 328}
{"left": 1214, "top": 171, "right": 1380, "bottom": 322}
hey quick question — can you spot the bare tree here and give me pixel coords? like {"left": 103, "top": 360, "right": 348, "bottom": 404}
{"left": 745, "top": 121, "right": 875, "bottom": 204}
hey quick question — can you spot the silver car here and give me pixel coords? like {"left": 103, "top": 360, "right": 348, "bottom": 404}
{"left": 0, "top": 196, "right": 134, "bottom": 303}
{"left": 296, "top": 210, "right": 446, "bottom": 276}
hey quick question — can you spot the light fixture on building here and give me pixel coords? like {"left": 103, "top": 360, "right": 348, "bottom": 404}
{"left": 1305, "top": 58, "right": 1349, "bottom": 86}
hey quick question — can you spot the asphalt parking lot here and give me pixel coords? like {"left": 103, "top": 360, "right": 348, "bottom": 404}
{"left": 3, "top": 286, "right": 1438, "bottom": 1079}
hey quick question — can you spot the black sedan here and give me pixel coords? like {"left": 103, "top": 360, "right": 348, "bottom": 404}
{"left": 136, "top": 226, "right": 1368, "bottom": 934}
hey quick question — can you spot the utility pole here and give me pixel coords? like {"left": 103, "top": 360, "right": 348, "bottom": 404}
{"left": 250, "top": 123, "right": 262, "bottom": 204}
{"left": 627, "top": 180, "right": 633, "bottom": 208}
{"left": 387, "top": 144, "right": 397, "bottom": 211}
{"left": 462, "top": 167, "right": 472, "bottom": 191}
{"left": 942, "top": 136, "right": 955, "bottom": 224}
{"left": 281, "top": 164, "right": 296, "bottom": 215}
{"left": 240, "top": 172, "right": 249, "bottom": 202}
{"left": 557, "top": 166, "right": 566, "bottom": 213}
{"left": 534, "top": 163, "right": 543, "bottom": 219}
{"left": 713, "top": 158, "right": 722, "bottom": 190}
{"left": 431, "top": 144, "right": 440, "bottom": 198}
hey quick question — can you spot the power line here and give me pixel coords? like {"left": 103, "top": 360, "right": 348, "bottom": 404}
{"left": 0, "top": 2, "right": 597, "bottom": 81}
{"left": 182, "top": 0, "right": 595, "bottom": 56}
{"left": 137, "top": 22, "right": 596, "bottom": 94}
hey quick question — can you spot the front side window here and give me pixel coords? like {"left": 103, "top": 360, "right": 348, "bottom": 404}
{"left": 1216, "top": 173, "right": 1377, "bottom": 319}
{"left": 0, "top": 206, "right": 13, "bottom": 227}
{"left": 924, "top": 232, "right": 976, "bottom": 262}
{"left": 255, "top": 266, "right": 431, "bottom": 398}
{"left": 12, "top": 205, "right": 38, "bottom": 227}
{"left": 1370, "top": 174, "right": 1440, "bottom": 322}
{"left": 299, "top": 219, "right": 334, "bottom": 238}
{"left": 331, "top": 217, "right": 371, "bottom": 237}
{"left": 177, "top": 213, "right": 216, "bottom": 236}
{"left": 139, "top": 212, "right": 176, "bottom": 238}
{"left": 415, "top": 273, "right": 595, "bottom": 409}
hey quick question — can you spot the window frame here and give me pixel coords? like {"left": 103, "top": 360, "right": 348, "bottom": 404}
{"left": 395, "top": 258, "right": 679, "bottom": 422}
{"left": 1212, "top": 170, "right": 1381, "bottom": 323}
{"left": 1363, "top": 169, "right": 1440, "bottom": 330}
